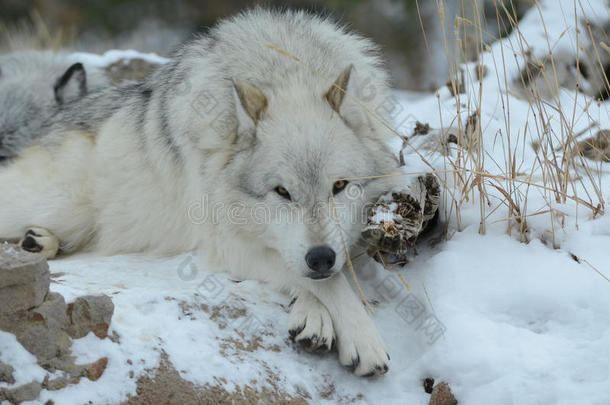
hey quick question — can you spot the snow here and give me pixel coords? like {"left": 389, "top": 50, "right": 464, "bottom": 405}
{"left": 68, "top": 49, "right": 170, "bottom": 68}
{"left": 0, "top": 332, "right": 47, "bottom": 389}
{"left": 2, "top": 0, "right": 610, "bottom": 404}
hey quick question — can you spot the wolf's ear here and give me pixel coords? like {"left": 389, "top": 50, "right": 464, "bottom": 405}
{"left": 233, "top": 80, "right": 268, "bottom": 128}
{"left": 325, "top": 65, "right": 353, "bottom": 114}
{"left": 54, "top": 62, "right": 87, "bottom": 105}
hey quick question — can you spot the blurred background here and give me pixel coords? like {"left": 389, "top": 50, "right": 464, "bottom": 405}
{"left": 0, "top": 0, "right": 534, "bottom": 90}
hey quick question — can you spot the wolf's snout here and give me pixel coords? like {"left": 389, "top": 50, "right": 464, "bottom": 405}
{"left": 305, "top": 245, "right": 336, "bottom": 278}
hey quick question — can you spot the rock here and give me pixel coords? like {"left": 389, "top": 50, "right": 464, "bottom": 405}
{"left": 413, "top": 121, "right": 431, "bottom": 136}
{"left": 67, "top": 295, "right": 114, "bottom": 339}
{"left": 0, "top": 245, "right": 115, "bottom": 401}
{"left": 0, "top": 292, "right": 72, "bottom": 367}
{"left": 574, "top": 129, "right": 610, "bottom": 162}
{"left": 0, "top": 244, "right": 50, "bottom": 313}
{"left": 83, "top": 357, "right": 108, "bottom": 381}
{"left": 446, "top": 69, "right": 465, "bottom": 96}
{"left": 104, "top": 58, "right": 160, "bottom": 84}
{"left": 429, "top": 381, "right": 458, "bottom": 405}
{"left": 0, "top": 381, "right": 42, "bottom": 404}
{"left": 0, "top": 360, "right": 15, "bottom": 384}
{"left": 44, "top": 376, "right": 70, "bottom": 391}
{"left": 423, "top": 377, "right": 435, "bottom": 394}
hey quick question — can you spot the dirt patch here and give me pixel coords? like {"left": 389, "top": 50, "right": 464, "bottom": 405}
{"left": 123, "top": 353, "right": 307, "bottom": 405}
{"left": 178, "top": 298, "right": 247, "bottom": 328}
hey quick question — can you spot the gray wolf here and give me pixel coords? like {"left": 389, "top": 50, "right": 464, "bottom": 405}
{"left": 0, "top": 50, "right": 108, "bottom": 161}
{"left": 0, "top": 9, "right": 401, "bottom": 376}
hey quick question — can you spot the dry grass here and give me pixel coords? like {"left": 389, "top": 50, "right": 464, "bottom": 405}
{"left": 422, "top": 0, "right": 607, "bottom": 247}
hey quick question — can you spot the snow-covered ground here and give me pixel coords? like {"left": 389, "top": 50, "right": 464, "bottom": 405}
{"left": 2, "top": 0, "right": 610, "bottom": 404}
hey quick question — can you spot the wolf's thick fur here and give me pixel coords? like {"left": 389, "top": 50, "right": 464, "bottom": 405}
{"left": 0, "top": 51, "right": 107, "bottom": 160}
{"left": 0, "top": 10, "right": 401, "bottom": 375}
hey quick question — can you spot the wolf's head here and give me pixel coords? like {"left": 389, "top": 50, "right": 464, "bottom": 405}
{"left": 220, "top": 67, "right": 399, "bottom": 280}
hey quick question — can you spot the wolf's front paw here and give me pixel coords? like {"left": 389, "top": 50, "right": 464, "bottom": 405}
{"left": 336, "top": 318, "right": 390, "bottom": 377}
{"left": 288, "top": 292, "right": 335, "bottom": 352}
{"left": 19, "top": 227, "right": 59, "bottom": 259}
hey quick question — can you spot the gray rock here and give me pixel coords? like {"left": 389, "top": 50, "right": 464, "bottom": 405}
{"left": 0, "top": 244, "right": 50, "bottom": 313}
{"left": 0, "top": 293, "right": 72, "bottom": 367}
{"left": 0, "top": 381, "right": 42, "bottom": 404}
{"left": 67, "top": 295, "right": 114, "bottom": 339}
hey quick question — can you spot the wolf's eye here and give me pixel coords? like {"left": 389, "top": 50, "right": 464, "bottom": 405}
{"left": 275, "top": 186, "right": 291, "bottom": 200}
{"left": 332, "top": 179, "right": 349, "bottom": 195}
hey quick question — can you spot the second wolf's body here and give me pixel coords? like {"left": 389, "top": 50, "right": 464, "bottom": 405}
{"left": 0, "top": 9, "right": 401, "bottom": 375}
{"left": 0, "top": 51, "right": 108, "bottom": 160}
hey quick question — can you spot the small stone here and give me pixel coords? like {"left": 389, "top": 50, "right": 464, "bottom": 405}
{"left": 46, "top": 376, "right": 70, "bottom": 391}
{"left": 423, "top": 377, "right": 435, "bottom": 394}
{"left": 84, "top": 357, "right": 108, "bottom": 381}
{"left": 429, "top": 381, "right": 457, "bottom": 405}
{"left": 413, "top": 121, "right": 431, "bottom": 136}
{"left": 475, "top": 64, "right": 488, "bottom": 81}
{"left": 0, "top": 360, "right": 15, "bottom": 384}
{"left": 0, "top": 244, "right": 50, "bottom": 313}
{"left": 574, "top": 129, "right": 610, "bottom": 162}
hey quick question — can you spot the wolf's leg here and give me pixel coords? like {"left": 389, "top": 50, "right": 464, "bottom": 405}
{"left": 300, "top": 273, "right": 390, "bottom": 377}
{"left": 19, "top": 227, "right": 60, "bottom": 259}
{"left": 209, "top": 238, "right": 389, "bottom": 376}
{"left": 288, "top": 288, "right": 335, "bottom": 352}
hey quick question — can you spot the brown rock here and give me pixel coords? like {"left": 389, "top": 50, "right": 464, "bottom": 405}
{"left": 0, "top": 244, "right": 50, "bottom": 313}
{"left": 84, "top": 357, "right": 108, "bottom": 381}
{"left": 66, "top": 295, "right": 114, "bottom": 339}
{"left": 413, "top": 121, "right": 431, "bottom": 136}
{"left": 429, "top": 381, "right": 458, "bottom": 405}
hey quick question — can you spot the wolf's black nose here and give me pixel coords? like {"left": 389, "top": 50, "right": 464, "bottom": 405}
{"left": 305, "top": 245, "right": 336, "bottom": 273}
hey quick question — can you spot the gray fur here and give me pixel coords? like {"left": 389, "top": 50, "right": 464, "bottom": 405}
{"left": 0, "top": 51, "right": 108, "bottom": 160}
